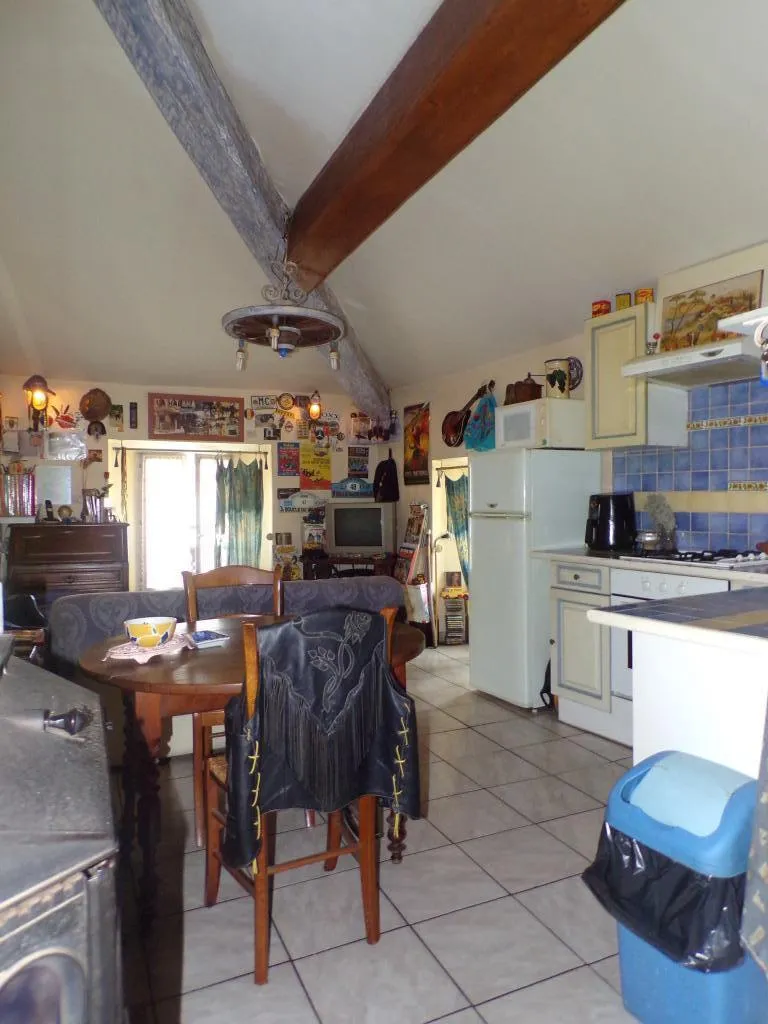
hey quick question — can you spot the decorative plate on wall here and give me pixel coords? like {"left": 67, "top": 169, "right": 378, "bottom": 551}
{"left": 79, "top": 388, "right": 112, "bottom": 422}
{"left": 277, "top": 393, "right": 294, "bottom": 411}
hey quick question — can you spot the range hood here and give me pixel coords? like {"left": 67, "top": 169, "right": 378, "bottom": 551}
{"left": 622, "top": 337, "right": 762, "bottom": 387}
{"left": 622, "top": 305, "right": 768, "bottom": 388}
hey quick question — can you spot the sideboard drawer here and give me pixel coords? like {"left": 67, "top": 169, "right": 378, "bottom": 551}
{"left": 9, "top": 525, "right": 127, "bottom": 564}
{"left": 10, "top": 565, "right": 127, "bottom": 595}
{"left": 551, "top": 561, "right": 609, "bottom": 594}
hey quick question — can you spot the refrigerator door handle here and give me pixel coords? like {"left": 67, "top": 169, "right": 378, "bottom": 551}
{"left": 468, "top": 511, "right": 530, "bottom": 520}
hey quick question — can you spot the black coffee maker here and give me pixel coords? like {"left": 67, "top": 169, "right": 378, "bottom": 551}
{"left": 585, "top": 493, "right": 637, "bottom": 552}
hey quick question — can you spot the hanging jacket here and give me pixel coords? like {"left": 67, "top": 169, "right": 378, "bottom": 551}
{"left": 373, "top": 450, "right": 400, "bottom": 503}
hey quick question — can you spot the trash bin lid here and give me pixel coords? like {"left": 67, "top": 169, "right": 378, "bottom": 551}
{"left": 606, "top": 751, "right": 757, "bottom": 876}
{"left": 630, "top": 753, "right": 751, "bottom": 837}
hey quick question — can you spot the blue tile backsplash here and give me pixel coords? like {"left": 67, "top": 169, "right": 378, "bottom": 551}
{"left": 612, "top": 380, "right": 768, "bottom": 551}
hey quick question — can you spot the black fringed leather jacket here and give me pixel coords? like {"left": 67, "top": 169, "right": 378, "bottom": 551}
{"left": 222, "top": 608, "right": 421, "bottom": 870}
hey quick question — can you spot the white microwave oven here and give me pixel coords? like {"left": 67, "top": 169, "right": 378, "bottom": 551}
{"left": 495, "top": 398, "right": 586, "bottom": 449}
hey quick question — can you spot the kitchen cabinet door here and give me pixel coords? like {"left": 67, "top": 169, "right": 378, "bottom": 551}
{"left": 585, "top": 304, "right": 649, "bottom": 449}
{"left": 550, "top": 588, "right": 610, "bottom": 710}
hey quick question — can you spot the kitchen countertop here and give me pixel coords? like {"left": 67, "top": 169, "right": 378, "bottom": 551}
{"left": 532, "top": 546, "right": 768, "bottom": 584}
{"left": 588, "top": 586, "right": 768, "bottom": 656}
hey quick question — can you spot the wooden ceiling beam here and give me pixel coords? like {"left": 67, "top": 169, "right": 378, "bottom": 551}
{"left": 288, "top": 0, "right": 627, "bottom": 292}
{"left": 92, "top": 0, "right": 390, "bottom": 417}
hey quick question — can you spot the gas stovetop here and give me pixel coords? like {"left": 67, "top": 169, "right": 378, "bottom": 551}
{"left": 620, "top": 549, "right": 768, "bottom": 569}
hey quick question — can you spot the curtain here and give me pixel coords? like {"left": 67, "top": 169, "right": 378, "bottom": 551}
{"left": 215, "top": 457, "right": 264, "bottom": 567}
{"left": 445, "top": 472, "right": 469, "bottom": 585}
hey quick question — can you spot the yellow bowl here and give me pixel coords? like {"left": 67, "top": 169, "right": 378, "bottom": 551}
{"left": 124, "top": 617, "right": 177, "bottom": 649}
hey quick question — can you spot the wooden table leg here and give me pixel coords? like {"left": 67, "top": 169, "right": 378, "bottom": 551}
{"left": 133, "top": 693, "right": 163, "bottom": 933}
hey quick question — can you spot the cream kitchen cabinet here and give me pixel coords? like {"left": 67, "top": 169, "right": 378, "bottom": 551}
{"left": 549, "top": 560, "right": 611, "bottom": 711}
{"left": 584, "top": 303, "right": 687, "bottom": 450}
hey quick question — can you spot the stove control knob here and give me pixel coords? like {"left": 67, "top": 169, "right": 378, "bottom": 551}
{"left": 659, "top": 581, "right": 668, "bottom": 593}
{"left": 642, "top": 579, "right": 651, "bottom": 591}
{"left": 677, "top": 581, "right": 687, "bottom": 593}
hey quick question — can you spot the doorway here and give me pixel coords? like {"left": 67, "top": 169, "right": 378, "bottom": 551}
{"left": 431, "top": 457, "right": 469, "bottom": 646}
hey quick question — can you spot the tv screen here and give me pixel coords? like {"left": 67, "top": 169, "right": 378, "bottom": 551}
{"left": 333, "top": 506, "right": 383, "bottom": 548}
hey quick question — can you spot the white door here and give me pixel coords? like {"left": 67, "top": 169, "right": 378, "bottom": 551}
{"left": 469, "top": 450, "right": 526, "bottom": 514}
{"left": 469, "top": 516, "right": 529, "bottom": 704}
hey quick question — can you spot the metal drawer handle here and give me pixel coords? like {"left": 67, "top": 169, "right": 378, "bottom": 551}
{"left": 573, "top": 573, "right": 580, "bottom": 581}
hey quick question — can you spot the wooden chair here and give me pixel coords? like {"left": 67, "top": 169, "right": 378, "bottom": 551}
{"left": 182, "top": 565, "right": 283, "bottom": 848}
{"left": 204, "top": 608, "right": 398, "bottom": 984}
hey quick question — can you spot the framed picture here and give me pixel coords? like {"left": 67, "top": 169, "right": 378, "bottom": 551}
{"left": 403, "top": 402, "right": 430, "bottom": 485}
{"left": 148, "top": 393, "right": 244, "bottom": 442}
{"left": 659, "top": 270, "right": 764, "bottom": 352}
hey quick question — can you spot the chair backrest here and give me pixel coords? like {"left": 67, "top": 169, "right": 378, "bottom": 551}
{"left": 242, "top": 606, "right": 397, "bottom": 720}
{"left": 183, "top": 565, "right": 283, "bottom": 622}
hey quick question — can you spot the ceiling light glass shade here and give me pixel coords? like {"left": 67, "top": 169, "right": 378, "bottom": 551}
{"left": 308, "top": 391, "right": 322, "bottom": 420}
{"left": 22, "top": 374, "right": 54, "bottom": 411}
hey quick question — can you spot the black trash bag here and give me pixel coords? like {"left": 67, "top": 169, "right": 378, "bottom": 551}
{"left": 583, "top": 822, "right": 745, "bottom": 973}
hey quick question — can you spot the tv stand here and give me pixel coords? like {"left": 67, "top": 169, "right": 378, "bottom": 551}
{"left": 301, "top": 552, "right": 396, "bottom": 580}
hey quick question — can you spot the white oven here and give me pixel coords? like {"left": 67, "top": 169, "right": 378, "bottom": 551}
{"left": 609, "top": 568, "right": 729, "bottom": 704}
{"left": 495, "top": 399, "right": 587, "bottom": 450}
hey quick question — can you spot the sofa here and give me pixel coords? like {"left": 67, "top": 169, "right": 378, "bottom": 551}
{"left": 48, "top": 576, "right": 406, "bottom": 762}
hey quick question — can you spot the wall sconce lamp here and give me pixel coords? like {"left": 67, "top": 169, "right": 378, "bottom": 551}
{"left": 308, "top": 390, "right": 322, "bottom": 421}
{"left": 22, "top": 375, "right": 55, "bottom": 431}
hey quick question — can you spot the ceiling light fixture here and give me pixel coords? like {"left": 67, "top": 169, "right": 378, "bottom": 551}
{"left": 308, "top": 391, "right": 322, "bottom": 421}
{"left": 235, "top": 339, "right": 248, "bottom": 372}
{"left": 222, "top": 260, "right": 345, "bottom": 369}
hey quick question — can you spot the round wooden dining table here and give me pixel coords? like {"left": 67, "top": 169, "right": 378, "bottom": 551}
{"left": 79, "top": 615, "right": 425, "bottom": 929}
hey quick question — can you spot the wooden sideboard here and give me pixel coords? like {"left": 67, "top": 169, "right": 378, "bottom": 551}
{"left": 6, "top": 523, "right": 129, "bottom": 607}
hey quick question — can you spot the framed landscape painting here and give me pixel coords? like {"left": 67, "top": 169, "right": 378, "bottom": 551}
{"left": 148, "top": 393, "right": 244, "bottom": 442}
{"left": 659, "top": 270, "right": 763, "bottom": 351}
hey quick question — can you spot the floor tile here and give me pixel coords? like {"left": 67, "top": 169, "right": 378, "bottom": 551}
{"left": 514, "top": 739, "right": 609, "bottom": 775}
{"left": 558, "top": 763, "right": 625, "bottom": 803}
{"left": 479, "top": 965, "right": 634, "bottom": 1022}
{"left": 475, "top": 719, "right": 559, "bottom": 750}
{"left": 449, "top": 749, "right": 544, "bottom": 788}
{"left": 533, "top": 713, "right": 584, "bottom": 738}
{"left": 295, "top": 928, "right": 468, "bottom": 1024}
{"left": 380, "top": 844, "right": 505, "bottom": 923}
{"left": 432, "top": 1012, "right": 483, "bottom": 1024}
{"left": 145, "top": 898, "right": 288, "bottom": 1000}
{"left": 616, "top": 757, "right": 634, "bottom": 769}
{"left": 428, "top": 728, "right": 502, "bottom": 762}
{"left": 460, "top": 825, "right": 589, "bottom": 893}
{"left": 438, "top": 694, "right": 519, "bottom": 727}
{"left": 379, "top": 815, "right": 451, "bottom": 859}
{"left": 418, "top": 706, "right": 467, "bottom": 735}
{"left": 166, "top": 754, "right": 194, "bottom": 779}
{"left": 408, "top": 676, "right": 469, "bottom": 707}
{"left": 416, "top": 897, "right": 579, "bottom": 1004}
{"left": 491, "top": 776, "right": 600, "bottom": 823}
{"left": 592, "top": 955, "right": 622, "bottom": 994}
{"left": 517, "top": 875, "right": 619, "bottom": 962}
{"left": 441, "top": 645, "right": 470, "bottom": 663}
{"left": 270, "top": 823, "right": 357, "bottom": 888}
{"left": 155, "top": 848, "right": 247, "bottom": 916}
{"left": 158, "top": 771, "right": 195, "bottom": 812}
{"left": 426, "top": 789, "right": 528, "bottom": 842}
{"left": 413, "top": 649, "right": 462, "bottom": 674}
{"left": 427, "top": 761, "right": 482, "bottom": 800}
{"left": 275, "top": 808, "right": 325, "bottom": 834}
{"left": 540, "top": 808, "right": 606, "bottom": 859}
{"left": 571, "top": 734, "right": 632, "bottom": 761}
{"left": 272, "top": 868, "right": 404, "bottom": 959}
{"left": 431, "top": 661, "right": 470, "bottom": 687}
{"left": 154, "top": 963, "right": 318, "bottom": 1023}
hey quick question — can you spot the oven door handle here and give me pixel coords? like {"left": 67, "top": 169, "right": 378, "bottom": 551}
{"left": 627, "top": 630, "right": 633, "bottom": 671}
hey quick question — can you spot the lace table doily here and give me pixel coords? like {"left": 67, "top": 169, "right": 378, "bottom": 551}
{"left": 104, "top": 634, "right": 192, "bottom": 663}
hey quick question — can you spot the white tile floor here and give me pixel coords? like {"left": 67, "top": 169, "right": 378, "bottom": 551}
{"left": 121, "top": 644, "right": 634, "bottom": 1023}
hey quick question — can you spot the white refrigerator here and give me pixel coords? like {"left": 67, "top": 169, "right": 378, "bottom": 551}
{"left": 468, "top": 447, "right": 601, "bottom": 707}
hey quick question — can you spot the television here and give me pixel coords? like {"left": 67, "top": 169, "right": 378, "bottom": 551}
{"left": 325, "top": 501, "right": 397, "bottom": 556}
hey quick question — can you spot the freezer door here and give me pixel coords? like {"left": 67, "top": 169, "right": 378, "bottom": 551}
{"left": 469, "top": 515, "right": 530, "bottom": 705}
{"left": 469, "top": 450, "right": 527, "bottom": 514}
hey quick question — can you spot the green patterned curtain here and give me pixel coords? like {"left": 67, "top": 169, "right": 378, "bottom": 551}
{"left": 445, "top": 472, "right": 469, "bottom": 585}
{"left": 215, "top": 457, "right": 264, "bottom": 567}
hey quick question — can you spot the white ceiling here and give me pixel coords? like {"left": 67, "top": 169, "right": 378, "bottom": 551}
{"left": 3, "top": 0, "right": 768, "bottom": 394}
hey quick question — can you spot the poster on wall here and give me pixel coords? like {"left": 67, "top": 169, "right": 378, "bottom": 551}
{"left": 348, "top": 446, "right": 369, "bottom": 478}
{"left": 403, "top": 402, "right": 430, "bottom": 485}
{"left": 277, "top": 487, "right": 300, "bottom": 512}
{"left": 331, "top": 477, "right": 374, "bottom": 498}
{"left": 251, "top": 395, "right": 277, "bottom": 411}
{"left": 279, "top": 489, "right": 329, "bottom": 512}
{"left": 274, "top": 543, "right": 303, "bottom": 580}
{"left": 277, "top": 442, "right": 300, "bottom": 476}
{"left": 302, "top": 523, "right": 326, "bottom": 552}
{"left": 148, "top": 393, "right": 244, "bottom": 442}
{"left": 299, "top": 442, "right": 331, "bottom": 490}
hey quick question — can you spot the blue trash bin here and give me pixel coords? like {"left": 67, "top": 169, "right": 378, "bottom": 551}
{"left": 594, "top": 751, "right": 767, "bottom": 1024}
